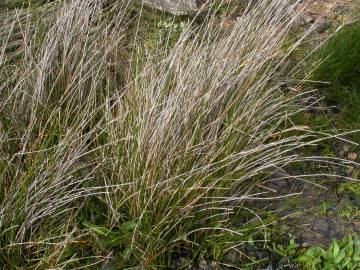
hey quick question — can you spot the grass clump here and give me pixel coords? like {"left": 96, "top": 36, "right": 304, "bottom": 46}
{"left": 0, "top": 0, "right": 351, "bottom": 268}
{"left": 312, "top": 21, "right": 360, "bottom": 128}
{"left": 314, "top": 22, "right": 360, "bottom": 85}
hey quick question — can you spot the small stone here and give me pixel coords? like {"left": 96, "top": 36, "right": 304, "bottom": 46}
{"left": 316, "top": 18, "right": 330, "bottom": 33}
{"left": 301, "top": 231, "right": 315, "bottom": 244}
{"left": 333, "top": 3, "right": 349, "bottom": 13}
{"left": 347, "top": 152, "right": 358, "bottom": 161}
{"left": 209, "top": 261, "right": 221, "bottom": 270}
{"left": 198, "top": 259, "right": 207, "bottom": 270}
{"left": 142, "top": 0, "right": 200, "bottom": 15}
{"left": 101, "top": 257, "right": 115, "bottom": 270}
{"left": 304, "top": 15, "right": 315, "bottom": 24}
{"left": 224, "top": 251, "right": 238, "bottom": 264}
{"left": 313, "top": 218, "right": 329, "bottom": 233}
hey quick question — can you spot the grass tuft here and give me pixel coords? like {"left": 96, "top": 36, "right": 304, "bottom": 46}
{"left": 0, "top": 0, "right": 356, "bottom": 268}
{"left": 312, "top": 21, "right": 360, "bottom": 127}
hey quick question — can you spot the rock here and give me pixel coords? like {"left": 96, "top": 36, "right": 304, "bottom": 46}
{"left": 347, "top": 152, "right": 358, "bottom": 161}
{"left": 292, "top": 14, "right": 314, "bottom": 31}
{"left": 173, "top": 257, "right": 192, "bottom": 269}
{"left": 209, "top": 261, "right": 221, "bottom": 270}
{"left": 141, "top": 0, "right": 205, "bottom": 15}
{"left": 196, "top": 259, "right": 221, "bottom": 270}
{"left": 312, "top": 218, "right": 330, "bottom": 233}
{"left": 223, "top": 250, "right": 238, "bottom": 264}
{"left": 315, "top": 18, "right": 330, "bottom": 33}
{"left": 303, "top": 14, "right": 315, "bottom": 24}
{"left": 301, "top": 242, "right": 311, "bottom": 248}
{"left": 300, "top": 231, "right": 316, "bottom": 244}
{"left": 198, "top": 259, "right": 208, "bottom": 270}
{"left": 101, "top": 257, "right": 115, "bottom": 270}
{"left": 332, "top": 3, "right": 350, "bottom": 14}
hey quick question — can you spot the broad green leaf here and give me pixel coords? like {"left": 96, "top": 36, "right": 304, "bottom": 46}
{"left": 333, "top": 241, "right": 340, "bottom": 259}
{"left": 83, "top": 221, "right": 109, "bottom": 236}
{"left": 334, "top": 249, "right": 345, "bottom": 264}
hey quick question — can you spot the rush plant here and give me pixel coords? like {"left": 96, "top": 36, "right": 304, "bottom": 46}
{"left": 0, "top": 0, "right": 353, "bottom": 269}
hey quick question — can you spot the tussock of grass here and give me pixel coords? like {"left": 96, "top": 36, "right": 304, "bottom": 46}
{"left": 0, "top": 0, "right": 355, "bottom": 268}
{"left": 312, "top": 21, "right": 360, "bottom": 127}
{"left": 314, "top": 21, "right": 360, "bottom": 85}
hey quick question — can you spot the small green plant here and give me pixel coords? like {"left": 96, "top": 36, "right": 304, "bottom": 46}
{"left": 297, "top": 235, "right": 360, "bottom": 269}
{"left": 271, "top": 235, "right": 300, "bottom": 260}
{"left": 338, "top": 182, "right": 360, "bottom": 198}
{"left": 337, "top": 203, "right": 360, "bottom": 221}
{"left": 319, "top": 200, "right": 334, "bottom": 216}
{"left": 156, "top": 17, "right": 187, "bottom": 45}
{"left": 134, "top": 7, "right": 189, "bottom": 51}
{"left": 83, "top": 221, "right": 137, "bottom": 264}
{"left": 337, "top": 183, "right": 360, "bottom": 220}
